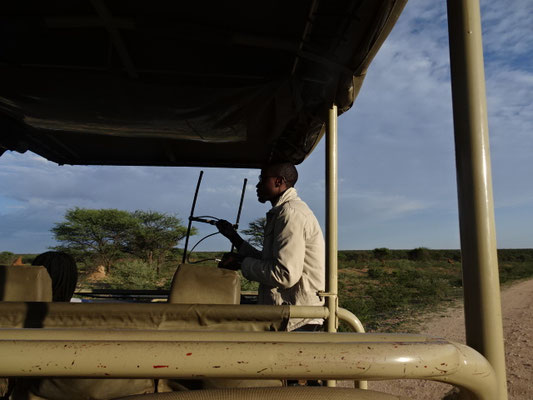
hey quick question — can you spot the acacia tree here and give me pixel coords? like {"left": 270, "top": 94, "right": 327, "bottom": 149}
{"left": 241, "top": 217, "right": 266, "bottom": 249}
{"left": 52, "top": 208, "right": 138, "bottom": 272}
{"left": 52, "top": 208, "right": 192, "bottom": 274}
{"left": 127, "top": 211, "right": 193, "bottom": 275}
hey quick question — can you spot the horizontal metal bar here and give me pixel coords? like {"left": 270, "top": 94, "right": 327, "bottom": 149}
{"left": 0, "top": 331, "right": 496, "bottom": 400}
{"left": 0, "top": 329, "right": 421, "bottom": 343}
{"left": 290, "top": 306, "right": 364, "bottom": 334}
{"left": 337, "top": 308, "right": 365, "bottom": 333}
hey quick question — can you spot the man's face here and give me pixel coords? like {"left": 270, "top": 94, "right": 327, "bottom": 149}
{"left": 256, "top": 167, "right": 281, "bottom": 203}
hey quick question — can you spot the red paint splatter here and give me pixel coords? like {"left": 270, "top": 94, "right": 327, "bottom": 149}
{"left": 186, "top": 353, "right": 192, "bottom": 356}
{"left": 153, "top": 365, "right": 169, "bottom": 369}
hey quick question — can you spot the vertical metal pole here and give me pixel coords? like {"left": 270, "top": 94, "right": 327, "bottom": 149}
{"left": 326, "top": 104, "right": 338, "bottom": 388}
{"left": 182, "top": 171, "right": 204, "bottom": 264}
{"left": 231, "top": 178, "right": 248, "bottom": 253}
{"left": 447, "top": 1, "right": 507, "bottom": 399}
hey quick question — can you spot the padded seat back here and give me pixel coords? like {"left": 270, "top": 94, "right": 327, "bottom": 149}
{"left": 0, "top": 265, "right": 52, "bottom": 302}
{"left": 168, "top": 264, "right": 240, "bottom": 304}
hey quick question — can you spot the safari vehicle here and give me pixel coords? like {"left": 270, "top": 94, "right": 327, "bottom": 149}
{"left": 0, "top": 1, "right": 507, "bottom": 399}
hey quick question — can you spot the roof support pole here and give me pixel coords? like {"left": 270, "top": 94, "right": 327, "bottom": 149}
{"left": 446, "top": 2, "right": 507, "bottom": 399}
{"left": 325, "top": 104, "right": 339, "bottom": 387}
{"left": 91, "top": 0, "right": 138, "bottom": 79}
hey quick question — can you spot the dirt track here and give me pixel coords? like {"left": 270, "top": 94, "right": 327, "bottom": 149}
{"left": 366, "top": 279, "right": 533, "bottom": 399}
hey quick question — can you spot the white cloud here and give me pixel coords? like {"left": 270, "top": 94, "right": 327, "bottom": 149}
{"left": 341, "top": 190, "right": 429, "bottom": 221}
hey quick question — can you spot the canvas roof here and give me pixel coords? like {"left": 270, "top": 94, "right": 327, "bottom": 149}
{"left": 0, "top": 0, "right": 406, "bottom": 168}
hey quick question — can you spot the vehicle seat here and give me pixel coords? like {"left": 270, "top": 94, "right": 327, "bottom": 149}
{"left": 168, "top": 264, "right": 240, "bottom": 304}
{"left": 0, "top": 265, "right": 52, "bottom": 397}
{"left": 164, "top": 264, "right": 282, "bottom": 391}
{"left": 0, "top": 265, "right": 155, "bottom": 400}
{"left": 0, "top": 265, "right": 52, "bottom": 302}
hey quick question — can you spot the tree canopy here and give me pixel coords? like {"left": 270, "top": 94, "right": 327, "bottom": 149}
{"left": 52, "top": 208, "right": 193, "bottom": 273}
{"left": 240, "top": 217, "right": 266, "bottom": 249}
{"left": 127, "top": 210, "right": 190, "bottom": 274}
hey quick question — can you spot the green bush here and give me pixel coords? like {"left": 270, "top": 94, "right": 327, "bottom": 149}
{"left": 240, "top": 274, "right": 259, "bottom": 291}
{"left": 408, "top": 247, "right": 431, "bottom": 261}
{"left": 499, "top": 261, "right": 533, "bottom": 283}
{"left": 373, "top": 248, "right": 390, "bottom": 261}
{"left": 340, "top": 251, "right": 372, "bottom": 263}
{"left": 368, "top": 267, "right": 385, "bottom": 279}
{"left": 498, "top": 249, "right": 533, "bottom": 262}
{"left": 0, "top": 251, "right": 16, "bottom": 265}
{"left": 106, "top": 259, "right": 159, "bottom": 289}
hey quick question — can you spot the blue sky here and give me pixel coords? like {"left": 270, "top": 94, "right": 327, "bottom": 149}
{"left": 1, "top": 0, "right": 532, "bottom": 253}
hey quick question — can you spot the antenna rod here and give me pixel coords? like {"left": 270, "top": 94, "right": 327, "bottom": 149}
{"left": 231, "top": 178, "right": 248, "bottom": 253}
{"left": 182, "top": 171, "right": 204, "bottom": 263}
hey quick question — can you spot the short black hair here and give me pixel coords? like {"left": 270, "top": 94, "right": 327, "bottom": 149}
{"left": 264, "top": 162, "right": 298, "bottom": 188}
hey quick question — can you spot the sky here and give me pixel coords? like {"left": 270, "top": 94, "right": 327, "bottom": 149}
{"left": 1, "top": 0, "right": 532, "bottom": 254}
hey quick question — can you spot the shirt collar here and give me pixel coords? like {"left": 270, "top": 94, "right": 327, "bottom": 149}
{"left": 271, "top": 187, "right": 298, "bottom": 208}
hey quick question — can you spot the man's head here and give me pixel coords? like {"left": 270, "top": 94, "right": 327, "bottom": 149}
{"left": 256, "top": 162, "right": 298, "bottom": 204}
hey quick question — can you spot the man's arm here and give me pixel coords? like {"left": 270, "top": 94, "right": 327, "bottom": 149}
{"left": 241, "top": 207, "right": 305, "bottom": 289}
{"left": 216, "top": 219, "right": 262, "bottom": 259}
{"left": 216, "top": 220, "right": 244, "bottom": 249}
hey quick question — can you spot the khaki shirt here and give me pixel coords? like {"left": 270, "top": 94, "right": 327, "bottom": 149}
{"left": 239, "top": 187, "right": 325, "bottom": 331}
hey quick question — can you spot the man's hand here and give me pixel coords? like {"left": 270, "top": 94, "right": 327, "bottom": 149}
{"left": 216, "top": 219, "right": 244, "bottom": 249}
{"left": 218, "top": 252, "right": 243, "bottom": 271}
{"left": 216, "top": 219, "right": 237, "bottom": 239}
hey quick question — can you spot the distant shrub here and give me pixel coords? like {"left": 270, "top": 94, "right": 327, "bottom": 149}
{"left": 22, "top": 255, "right": 37, "bottom": 264}
{"left": 0, "top": 251, "right": 16, "bottom": 265}
{"left": 499, "top": 261, "right": 533, "bottom": 283}
{"left": 408, "top": 247, "right": 431, "bottom": 261}
{"left": 373, "top": 248, "right": 391, "bottom": 261}
{"left": 368, "top": 267, "right": 385, "bottom": 279}
{"left": 498, "top": 249, "right": 533, "bottom": 262}
{"left": 240, "top": 272, "right": 259, "bottom": 291}
{"left": 106, "top": 259, "right": 159, "bottom": 289}
{"left": 339, "top": 251, "right": 372, "bottom": 263}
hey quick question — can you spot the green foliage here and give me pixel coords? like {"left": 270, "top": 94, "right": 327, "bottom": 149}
{"left": 0, "top": 252, "right": 38, "bottom": 266}
{"left": 52, "top": 208, "right": 138, "bottom": 271}
{"left": 240, "top": 273, "right": 259, "bottom": 291}
{"left": 52, "top": 208, "right": 192, "bottom": 274}
{"left": 105, "top": 259, "right": 160, "bottom": 289}
{"left": 126, "top": 210, "right": 194, "bottom": 275}
{"left": 0, "top": 251, "right": 15, "bottom": 265}
{"left": 499, "top": 261, "right": 533, "bottom": 283}
{"left": 338, "top": 255, "right": 464, "bottom": 332}
{"left": 367, "top": 267, "right": 385, "bottom": 279}
{"left": 408, "top": 247, "right": 431, "bottom": 261}
{"left": 498, "top": 249, "right": 533, "bottom": 262}
{"left": 373, "top": 247, "right": 390, "bottom": 261}
{"left": 338, "top": 250, "right": 372, "bottom": 264}
{"left": 241, "top": 217, "right": 266, "bottom": 249}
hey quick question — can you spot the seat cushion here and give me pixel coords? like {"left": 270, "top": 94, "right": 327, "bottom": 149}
{"left": 0, "top": 265, "right": 52, "bottom": 302}
{"left": 168, "top": 264, "right": 240, "bottom": 304}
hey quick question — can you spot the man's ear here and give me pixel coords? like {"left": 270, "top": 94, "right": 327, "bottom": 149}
{"left": 274, "top": 176, "right": 284, "bottom": 187}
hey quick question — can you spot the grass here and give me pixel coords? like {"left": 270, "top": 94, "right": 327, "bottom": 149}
{"left": 337, "top": 251, "right": 533, "bottom": 332}
{"left": 338, "top": 258, "right": 463, "bottom": 332}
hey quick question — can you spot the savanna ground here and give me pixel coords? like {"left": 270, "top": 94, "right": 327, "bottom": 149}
{"left": 2, "top": 248, "right": 532, "bottom": 399}
{"left": 344, "top": 278, "right": 533, "bottom": 399}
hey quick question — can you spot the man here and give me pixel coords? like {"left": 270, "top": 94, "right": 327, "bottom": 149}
{"left": 216, "top": 162, "right": 325, "bottom": 331}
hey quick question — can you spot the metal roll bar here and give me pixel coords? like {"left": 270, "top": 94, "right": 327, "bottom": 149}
{"left": 0, "top": 329, "right": 497, "bottom": 400}
{"left": 447, "top": 1, "right": 507, "bottom": 398}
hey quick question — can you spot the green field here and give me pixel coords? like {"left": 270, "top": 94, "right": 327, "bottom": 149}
{"left": 2, "top": 248, "right": 533, "bottom": 333}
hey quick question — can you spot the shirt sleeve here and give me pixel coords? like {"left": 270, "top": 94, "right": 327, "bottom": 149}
{"left": 238, "top": 241, "right": 262, "bottom": 259}
{"left": 241, "top": 206, "right": 305, "bottom": 289}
